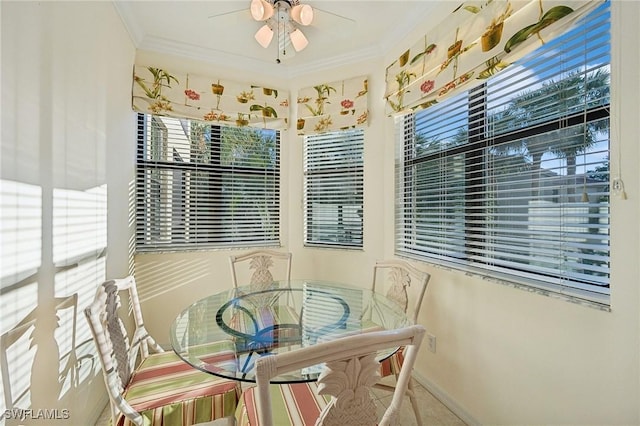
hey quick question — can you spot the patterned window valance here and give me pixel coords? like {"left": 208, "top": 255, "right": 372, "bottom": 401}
{"left": 297, "top": 76, "right": 369, "bottom": 135}
{"left": 132, "top": 65, "right": 290, "bottom": 130}
{"left": 384, "top": 0, "right": 604, "bottom": 115}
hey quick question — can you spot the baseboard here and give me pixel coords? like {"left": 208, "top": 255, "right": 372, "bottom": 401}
{"left": 89, "top": 393, "right": 110, "bottom": 426}
{"left": 412, "top": 371, "right": 480, "bottom": 426}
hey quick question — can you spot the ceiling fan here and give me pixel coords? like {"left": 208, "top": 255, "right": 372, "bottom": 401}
{"left": 251, "top": 0, "right": 313, "bottom": 60}
{"left": 209, "top": 0, "right": 354, "bottom": 63}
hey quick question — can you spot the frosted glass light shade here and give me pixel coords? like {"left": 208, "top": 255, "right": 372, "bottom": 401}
{"left": 291, "top": 4, "right": 313, "bottom": 26}
{"left": 255, "top": 24, "right": 274, "bottom": 48}
{"left": 289, "top": 29, "right": 308, "bottom": 52}
{"left": 250, "top": 0, "right": 274, "bottom": 21}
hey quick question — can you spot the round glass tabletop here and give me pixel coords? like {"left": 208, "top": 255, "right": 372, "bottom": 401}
{"left": 169, "top": 280, "right": 411, "bottom": 383}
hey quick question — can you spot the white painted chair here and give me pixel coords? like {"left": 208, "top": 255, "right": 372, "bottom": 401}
{"left": 228, "top": 250, "right": 296, "bottom": 345}
{"left": 234, "top": 324, "right": 426, "bottom": 426}
{"left": 229, "top": 250, "right": 292, "bottom": 288}
{"left": 371, "top": 259, "right": 431, "bottom": 426}
{"left": 84, "top": 276, "right": 241, "bottom": 426}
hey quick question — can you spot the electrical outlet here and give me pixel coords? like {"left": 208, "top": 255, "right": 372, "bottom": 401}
{"left": 427, "top": 333, "right": 436, "bottom": 353}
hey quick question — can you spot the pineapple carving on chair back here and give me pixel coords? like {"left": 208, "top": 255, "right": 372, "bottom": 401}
{"left": 249, "top": 255, "right": 275, "bottom": 288}
{"left": 315, "top": 353, "right": 382, "bottom": 426}
{"left": 245, "top": 255, "right": 278, "bottom": 307}
{"left": 385, "top": 267, "right": 411, "bottom": 313}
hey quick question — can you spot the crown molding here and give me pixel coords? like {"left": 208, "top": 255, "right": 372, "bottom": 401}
{"left": 136, "top": 33, "right": 385, "bottom": 79}
{"left": 112, "top": 1, "right": 145, "bottom": 47}
{"left": 138, "top": 35, "right": 291, "bottom": 78}
{"left": 377, "top": 2, "right": 440, "bottom": 54}
{"left": 285, "top": 43, "right": 383, "bottom": 77}
{"left": 112, "top": 0, "right": 440, "bottom": 79}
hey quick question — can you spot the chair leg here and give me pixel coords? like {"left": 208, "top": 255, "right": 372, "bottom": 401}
{"left": 407, "top": 378, "right": 424, "bottom": 426}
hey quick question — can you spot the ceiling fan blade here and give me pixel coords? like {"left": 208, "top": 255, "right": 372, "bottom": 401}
{"left": 312, "top": 7, "right": 355, "bottom": 24}
{"left": 207, "top": 8, "right": 247, "bottom": 19}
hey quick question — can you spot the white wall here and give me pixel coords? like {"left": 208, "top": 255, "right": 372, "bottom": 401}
{"left": 134, "top": 3, "right": 640, "bottom": 424}
{"left": 130, "top": 51, "right": 295, "bottom": 344}
{"left": 131, "top": 51, "right": 392, "bottom": 344}
{"left": 383, "top": 2, "right": 640, "bottom": 425}
{"left": 5, "top": 1, "right": 629, "bottom": 424}
{"left": 1, "top": 1, "right": 135, "bottom": 424}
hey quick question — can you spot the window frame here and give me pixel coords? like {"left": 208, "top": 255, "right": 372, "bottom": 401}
{"left": 135, "top": 114, "right": 281, "bottom": 252}
{"left": 395, "top": 5, "right": 611, "bottom": 306}
{"left": 303, "top": 129, "right": 364, "bottom": 249}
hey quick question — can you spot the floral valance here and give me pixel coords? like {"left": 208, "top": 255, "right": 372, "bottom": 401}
{"left": 384, "top": 0, "right": 604, "bottom": 115}
{"left": 132, "top": 65, "right": 290, "bottom": 130}
{"left": 297, "top": 76, "right": 369, "bottom": 135}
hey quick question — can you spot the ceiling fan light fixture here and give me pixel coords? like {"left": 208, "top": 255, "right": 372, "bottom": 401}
{"left": 291, "top": 4, "right": 314, "bottom": 26}
{"left": 255, "top": 24, "right": 274, "bottom": 48}
{"left": 289, "top": 28, "right": 308, "bottom": 52}
{"left": 250, "top": 0, "right": 274, "bottom": 21}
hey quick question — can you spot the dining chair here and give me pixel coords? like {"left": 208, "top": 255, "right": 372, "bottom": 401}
{"left": 230, "top": 324, "right": 426, "bottom": 426}
{"left": 229, "top": 250, "right": 292, "bottom": 289}
{"left": 370, "top": 259, "right": 431, "bottom": 426}
{"left": 84, "top": 276, "right": 241, "bottom": 426}
{"left": 228, "top": 250, "right": 297, "bottom": 348}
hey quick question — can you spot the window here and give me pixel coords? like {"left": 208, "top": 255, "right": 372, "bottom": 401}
{"left": 136, "top": 114, "right": 280, "bottom": 251}
{"left": 304, "top": 129, "right": 364, "bottom": 248}
{"left": 396, "top": 4, "right": 610, "bottom": 304}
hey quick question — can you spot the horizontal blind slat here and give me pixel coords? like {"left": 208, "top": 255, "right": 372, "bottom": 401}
{"left": 135, "top": 114, "right": 281, "bottom": 251}
{"left": 304, "top": 129, "right": 364, "bottom": 249}
{"left": 395, "top": 3, "right": 611, "bottom": 303}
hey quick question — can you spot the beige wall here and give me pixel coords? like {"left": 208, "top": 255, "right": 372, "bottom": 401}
{"left": 389, "top": 3, "right": 640, "bottom": 424}
{"left": 1, "top": 1, "right": 135, "bottom": 424}
{"left": 2, "top": 1, "right": 637, "bottom": 425}
{"left": 132, "top": 52, "right": 391, "bottom": 343}
{"left": 135, "top": 3, "right": 640, "bottom": 425}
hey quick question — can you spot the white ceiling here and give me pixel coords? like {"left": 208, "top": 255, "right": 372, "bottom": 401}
{"left": 113, "top": 1, "right": 442, "bottom": 77}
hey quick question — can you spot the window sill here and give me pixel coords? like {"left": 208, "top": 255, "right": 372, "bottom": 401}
{"left": 399, "top": 254, "right": 611, "bottom": 312}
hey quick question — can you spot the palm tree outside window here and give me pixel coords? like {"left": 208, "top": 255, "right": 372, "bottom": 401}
{"left": 396, "top": 3, "right": 610, "bottom": 305}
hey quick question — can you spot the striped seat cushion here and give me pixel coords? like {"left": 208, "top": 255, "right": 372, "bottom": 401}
{"left": 118, "top": 351, "right": 241, "bottom": 426}
{"left": 314, "top": 319, "right": 401, "bottom": 379}
{"left": 356, "top": 319, "right": 403, "bottom": 378}
{"left": 235, "top": 382, "right": 331, "bottom": 426}
{"left": 230, "top": 305, "right": 301, "bottom": 350}
{"left": 188, "top": 340, "right": 240, "bottom": 375}
{"left": 379, "top": 347, "right": 405, "bottom": 378}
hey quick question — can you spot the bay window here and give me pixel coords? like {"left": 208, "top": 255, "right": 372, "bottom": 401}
{"left": 396, "top": 4, "right": 610, "bottom": 304}
{"left": 304, "top": 129, "right": 364, "bottom": 248}
{"left": 136, "top": 114, "right": 280, "bottom": 251}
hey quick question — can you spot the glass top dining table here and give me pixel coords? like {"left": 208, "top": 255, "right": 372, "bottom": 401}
{"left": 169, "top": 280, "right": 412, "bottom": 383}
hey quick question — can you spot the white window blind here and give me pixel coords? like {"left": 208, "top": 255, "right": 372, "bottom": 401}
{"left": 396, "top": 3, "right": 610, "bottom": 304}
{"left": 304, "top": 129, "right": 364, "bottom": 248}
{"left": 136, "top": 114, "right": 280, "bottom": 251}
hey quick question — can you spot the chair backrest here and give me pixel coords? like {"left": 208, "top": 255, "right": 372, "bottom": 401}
{"left": 371, "top": 260, "right": 430, "bottom": 324}
{"left": 254, "top": 324, "right": 426, "bottom": 426}
{"left": 229, "top": 249, "right": 292, "bottom": 288}
{"left": 84, "top": 276, "right": 163, "bottom": 426}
